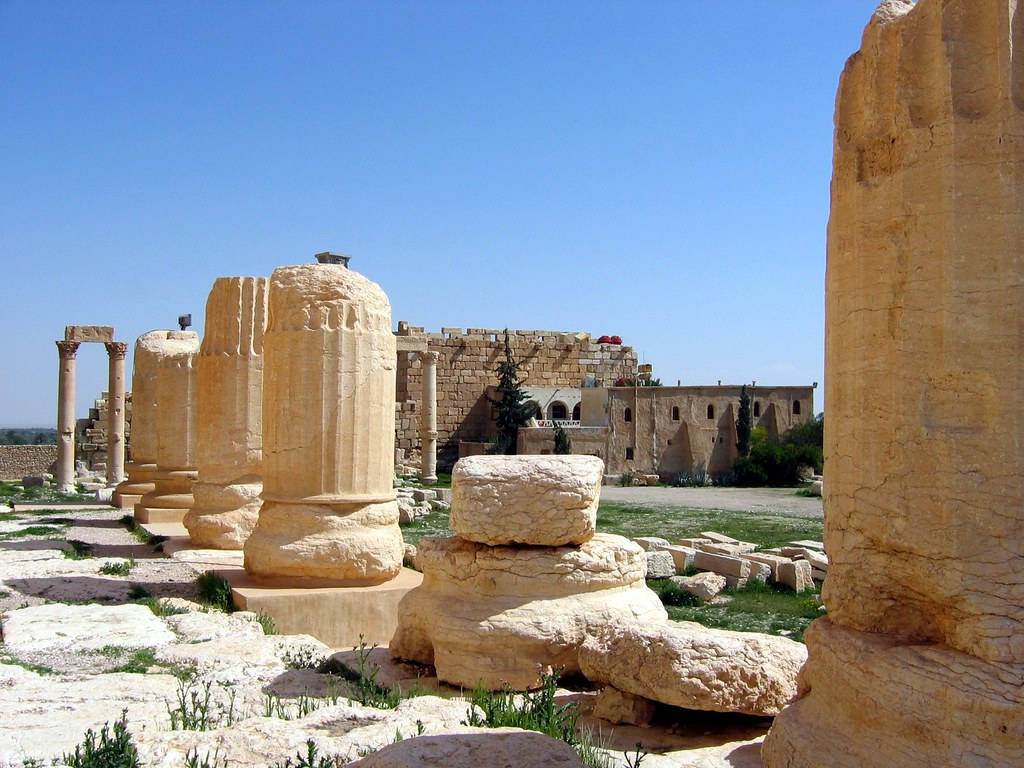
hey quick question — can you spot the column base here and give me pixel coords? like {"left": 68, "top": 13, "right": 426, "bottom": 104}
{"left": 114, "top": 463, "right": 157, "bottom": 510}
{"left": 136, "top": 468, "right": 196, "bottom": 524}
{"left": 762, "top": 618, "right": 1024, "bottom": 768}
{"left": 183, "top": 478, "right": 262, "bottom": 550}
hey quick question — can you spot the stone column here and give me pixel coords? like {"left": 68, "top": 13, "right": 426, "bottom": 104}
{"left": 55, "top": 340, "right": 80, "bottom": 494}
{"left": 763, "top": 2, "right": 1024, "bottom": 766}
{"left": 419, "top": 350, "right": 438, "bottom": 483}
{"left": 184, "top": 276, "right": 268, "bottom": 549}
{"left": 136, "top": 331, "right": 199, "bottom": 524}
{"left": 244, "top": 260, "right": 403, "bottom": 583}
{"left": 104, "top": 342, "right": 127, "bottom": 486}
{"left": 114, "top": 332, "right": 162, "bottom": 508}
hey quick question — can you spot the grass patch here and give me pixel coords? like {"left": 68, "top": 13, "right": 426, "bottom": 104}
{"left": 0, "top": 525, "right": 65, "bottom": 540}
{"left": 64, "top": 539, "right": 94, "bottom": 559}
{"left": 255, "top": 610, "right": 277, "bottom": 635}
{"left": 398, "top": 506, "right": 452, "bottom": 546}
{"left": 196, "top": 571, "right": 235, "bottom": 612}
{"left": 118, "top": 515, "right": 159, "bottom": 545}
{"left": 0, "top": 481, "right": 93, "bottom": 504}
{"left": 143, "top": 597, "right": 189, "bottom": 617}
{"left": 647, "top": 577, "right": 703, "bottom": 607}
{"left": 0, "top": 652, "right": 55, "bottom": 675}
{"left": 664, "top": 580, "right": 824, "bottom": 641}
{"left": 597, "top": 502, "right": 822, "bottom": 550}
{"left": 99, "top": 558, "right": 136, "bottom": 577}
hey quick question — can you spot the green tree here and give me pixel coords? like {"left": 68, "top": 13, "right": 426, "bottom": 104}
{"left": 486, "top": 329, "right": 533, "bottom": 455}
{"left": 553, "top": 423, "right": 571, "bottom": 454}
{"left": 736, "top": 385, "right": 752, "bottom": 457}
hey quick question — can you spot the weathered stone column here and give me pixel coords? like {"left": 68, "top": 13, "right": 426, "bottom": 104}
{"left": 184, "top": 276, "right": 268, "bottom": 549}
{"left": 55, "top": 340, "right": 80, "bottom": 494}
{"left": 244, "top": 259, "right": 403, "bottom": 583}
{"left": 763, "top": 1, "right": 1024, "bottom": 765}
{"left": 419, "top": 350, "right": 438, "bottom": 483}
{"left": 136, "top": 331, "right": 199, "bottom": 524}
{"left": 104, "top": 342, "right": 127, "bottom": 486}
{"left": 113, "top": 332, "right": 162, "bottom": 508}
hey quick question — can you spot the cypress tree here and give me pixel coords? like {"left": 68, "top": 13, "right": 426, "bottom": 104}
{"left": 486, "top": 329, "right": 532, "bottom": 454}
{"left": 736, "top": 384, "right": 752, "bottom": 457}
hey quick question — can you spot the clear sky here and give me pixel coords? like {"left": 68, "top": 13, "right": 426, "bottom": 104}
{"left": 1, "top": 1, "right": 882, "bottom": 427}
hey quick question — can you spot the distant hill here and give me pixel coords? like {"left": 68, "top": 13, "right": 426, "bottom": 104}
{"left": 0, "top": 428, "right": 58, "bottom": 445}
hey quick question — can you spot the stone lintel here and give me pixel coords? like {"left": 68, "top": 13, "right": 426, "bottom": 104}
{"left": 65, "top": 325, "right": 115, "bottom": 343}
{"left": 395, "top": 335, "right": 428, "bottom": 353}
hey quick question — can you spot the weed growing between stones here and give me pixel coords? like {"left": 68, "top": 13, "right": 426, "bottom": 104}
{"left": 0, "top": 651, "right": 54, "bottom": 675}
{"left": 99, "top": 558, "right": 135, "bottom": 577}
{"left": 118, "top": 515, "right": 157, "bottom": 546}
{"left": 271, "top": 740, "right": 344, "bottom": 768}
{"left": 646, "top": 578, "right": 703, "bottom": 607}
{"left": 0, "top": 525, "right": 65, "bottom": 540}
{"left": 255, "top": 610, "right": 277, "bottom": 634}
{"left": 142, "top": 597, "right": 189, "bottom": 617}
{"left": 184, "top": 746, "right": 227, "bottom": 768}
{"left": 127, "top": 584, "right": 151, "bottom": 601}
{"left": 62, "top": 710, "right": 139, "bottom": 768}
{"left": 167, "top": 677, "right": 237, "bottom": 730}
{"left": 195, "top": 571, "right": 235, "bottom": 612}
{"left": 64, "top": 539, "right": 94, "bottom": 559}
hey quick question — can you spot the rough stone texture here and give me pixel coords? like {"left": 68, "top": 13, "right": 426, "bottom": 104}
{"left": 671, "top": 572, "right": 726, "bottom": 603}
{"left": 633, "top": 536, "right": 671, "bottom": 551}
{"left": 579, "top": 622, "right": 807, "bottom": 717}
{"left": 115, "top": 331, "right": 162, "bottom": 506}
{"left": 763, "top": 620, "right": 1024, "bottom": 767}
{"left": 245, "top": 263, "right": 402, "bottom": 583}
{"left": 346, "top": 730, "right": 585, "bottom": 768}
{"left": 390, "top": 533, "right": 667, "bottom": 689}
{"left": 776, "top": 560, "right": 813, "bottom": 594}
{"left": 591, "top": 686, "right": 657, "bottom": 726}
{"left": 136, "top": 331, "right": 199, "bottom": 518}
{"left": 645, "top": 550, "right": 676, "bottom": 579}
{"left": 0, "top": 445, "right": 57, "bottom": 481}
{"left": 2, "top": 603, "right": 177, "bottom": 653}
{"left": 764, "top": 2, "right": 1024, "bottom": 766}
{"left": 185, "top": 276, "right": 268, "bottom": 549}
{"left": 450, "top": 455, "right": 603, "bottom": 546}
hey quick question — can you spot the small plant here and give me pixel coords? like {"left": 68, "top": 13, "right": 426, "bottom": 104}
{"left": 99, "top": 558, "right": 136, "bottom": 577}
{"left": 64, "top": 539, "right": 94, "bottom": 559}
{"left": 63, "top": 710, "right": 139, "bottom": 768}
{"left": 255, "top": 610, "right": 277, "bottom": 635}
{"left": 168, "top": 677, "right": 213, "bottom": 730}
{"left": 553, "top": 423, "right": 572, "bottom": 455}
{"left": 674, "top": 466, "right": 709, "bottom": 488}
{"left": 271, "top": 740, "right": 343, "bottom": 768}
{"left": 195, "top": 571, "right": 235, "bottom": 612}
{"left": 184, "top": 746, "right": 226, "bottom": 768}
{"left": 647, "top": 578, "right": 702, "bottom": 607}
{"left": 142, "top": 597, "right": 189, "bottom": 617}
{"left": 618, "top": 472, "right": 636, "bottom": 487}
{"left": 127, "top": 584, "right": 151, "bottom": 600}
{"left": 95, "top": 646, "right": 157, "bottom": 674}
{"left": 623, "top": 742, "right": 649, "bottom": 768}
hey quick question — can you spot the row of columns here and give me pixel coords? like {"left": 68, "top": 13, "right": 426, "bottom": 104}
{"left": 54, "top": 339, "right": 127, "bottom": 494}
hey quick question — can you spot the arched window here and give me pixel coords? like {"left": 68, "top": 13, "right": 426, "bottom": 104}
{"left": 753, "top": 401, "right": 761, "bottom": 418}
{"left": 671, "top": 406, "right": 680, "bottom": 421}
{"left": 793, "top": 400, "right": 801, "bottom": 416}
{"left": 572, "top": 402, "right": 581, "bottom": 420}
{"left": 549, "top": 401, "right": 567, "bottom": 420}
{"left": 706, "top": 404, "right": 715, "bottom": 420}
{"left": 624, "top": 407, "right": 632, "bottom": 423}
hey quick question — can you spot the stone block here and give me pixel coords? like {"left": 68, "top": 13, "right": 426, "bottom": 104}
{"left": 411, "top": 489, "right": 436, "bottom": 503}
{"left": 679, "top": 537, "right": 713, "bottom": 548}
{"left": 789, "top": 540, "right": 825, "bottom": 553}
{"left": 632, "top": 536, "right": 671, "bottom": 551}
{"left": 592, "top": 686, "right": 657, "bottom": 726}
{"left": 700, "top": 531, "right": 739, "bottom": 545}
{"left": 654, "top": 544, "right": 695, "bottom": 573}
{"left": 645, "top": 550, "right": 675, "bottom": 580}
{"left": 693, "top": 550, "right": 750, "bottom": 580}
{"left": 65, "top": 325, "right": 114, "bottom": 343}
{"left": 21, "top": 475, "right": 45, "bottom": 488}
{"left": 777, "top": 560, "right": 813, "bottom": 593}
{"left": 671, "top": 572, "right": 726, "bottom": 602}
{"left": 744, "top": 553, "right": 791, "bottom": 581}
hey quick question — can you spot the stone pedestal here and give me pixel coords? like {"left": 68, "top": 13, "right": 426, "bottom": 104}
{"left": 419, "top": 351, "right": 438, "bottom": 482}
{"left": 104, "top": 342, "right": 127, "bottom": 486}
{"left": 244, "top": 261, "right": 403, "bottom": 583}
{"left": 136, "top": 331, "right": 199, "bottom": 525}
{"left": 763, "top": 2, "right": 1024, "bottom": 766}
{"left": 184, "top": 276, "right": 268, "bottom": 549}
{"left": 115, "top": 332, "right": 163, "bottom": 509}
{"left": 55, "top": 340, "right": 80, "bottom": 494}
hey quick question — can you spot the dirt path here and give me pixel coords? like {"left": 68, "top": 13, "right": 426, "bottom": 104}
{"left": 600, "top": 486, "right": 823, "bottom": 519}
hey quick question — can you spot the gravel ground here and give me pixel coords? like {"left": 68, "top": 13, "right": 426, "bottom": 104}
{"left": 599, "top": 486, "right": 823, "bottom": 519}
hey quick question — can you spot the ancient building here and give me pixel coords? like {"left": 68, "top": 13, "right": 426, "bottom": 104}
{"left": 394, "top": 324, "right": 637, "bottom": 469}
{"left": 519, "top": 383, "right": 814, "bottom": 479}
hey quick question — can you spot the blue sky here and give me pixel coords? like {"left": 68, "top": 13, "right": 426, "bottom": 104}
{"left": 1, "top": 1, "right": 881, "bottom": 426}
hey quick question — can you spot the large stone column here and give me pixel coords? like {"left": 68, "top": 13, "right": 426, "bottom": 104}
{"left": 113, "top": 332, "right": 162, "bottom": 508}
{"left": 244, "top": 260, "right": 403, "bottom": 584}
{"left": 419, "top": 350, "right": 438, "bottom": 483}
{"left": 104, "top": 342, "right": 127, "bottom": 486}
{"left": 55, "top": 340, "right": 80, "bottom": 494}
{"left": 184, "top": 276, "right": 268, "bottom": 549}
{"left": 135, "top": 331, "right": 199, "bottom": 524}
{"left": 763, "top": 1, "right": 1024, "bottom": 765}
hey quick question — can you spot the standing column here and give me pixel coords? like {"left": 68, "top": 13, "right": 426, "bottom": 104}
{"left": 104, "top": 342, "right": 127, "bottom": 486}
{"left": 55, "top": 340, "right": 80, "bottom": 494}
{"left": 113, "top": 332, "right": 162, "bottom": 509}
{"left": 244, "top": 259, "right": 403, "bottom": 584}
{"left": 419, "top": 351, "right": 438, "bottom": 482}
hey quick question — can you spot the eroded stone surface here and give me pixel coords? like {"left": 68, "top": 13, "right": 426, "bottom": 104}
{"left": 2, "top": 603, "right": 176, "bottom": 653}
{"left": 579, "top": 622, "right": 806, "bottom": 716}
{"left": 346, "top": 730, "right": 585, "bottom": 768}
{"left": 450, "top": 455, "right": 604, "bottom": 546}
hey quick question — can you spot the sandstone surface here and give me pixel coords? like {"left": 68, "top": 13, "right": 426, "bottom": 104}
{"left": 591, "top": 686, "right": 657, "bottom": 726}
{"left": 245, "top": 263, "right": 402, "bottom": 582}
{"left": 2, "top": 603, "right": 177, "bottom": 653}
{"left": 390, "top": 533, "right": 667, "bottom": 689}
{"left": 450, "top": 455, "right": 603, "bottom": 546}
{"left": 671, "top": 572, "right": 726, "bottom": 603}
{"left": 579, "top": 622, "right": 806, "bottom": 716}
{"left": 345, "top": 730, "right": 585, "bottom": 768}
{"left": 185, "top": 276, "right": 268, "bottom": 549}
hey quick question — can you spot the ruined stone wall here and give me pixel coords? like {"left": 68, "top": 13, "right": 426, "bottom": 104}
{"left": 76, "top": 391, "right": 133, "bottom": 473}
{"left": 0, "top": 445, "right": 58, "bottom": 481}
{"left": 395, "top": 324, "right": 637, "bottom": 468}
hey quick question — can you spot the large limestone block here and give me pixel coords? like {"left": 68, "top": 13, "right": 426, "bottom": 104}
{"left": 450, "top": 455, "right": 603, "bottom": 546}
{"left": 113, "top": 331, "right": 163, "bottom": 505}
{"left": 345, "top": 730, "right": 585, "bottom": 768}
{"left": 390, "top": 533, "right": 667, "bottom": 689}
{"left": 185, "top": 276, "right": 268, "bottom": 549}
{"left": 578, "top": 621, "right": 807, "bottom": 716}
{"left": 762, "top": 619, "right": 1024, "bottom": 767}
{"left": 2, "top": 603, "right": 176, "bottom": 653}
{"left": 245, "top": 262, "right": 402, "bottom": 582}
{"left": 823, "top": 0, "right": 1024, "bottom": 663}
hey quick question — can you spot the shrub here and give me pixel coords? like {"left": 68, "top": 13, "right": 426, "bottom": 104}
{"left": 195, "top": 571, "right": 235, "bottom": 612}
{"left": 63, "top": 710, "right": 139, "bottom": 768}
{"left": 617, "top": 472, "right": 636, "bottom": 487}
{"left": 99, "top": 558, "right": 135, "bottom": 577}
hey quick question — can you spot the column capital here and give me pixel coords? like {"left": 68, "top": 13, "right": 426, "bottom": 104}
{"left": 423, "top": 350, "right": 440, "bottom": 365}
{"left": 104, "top": 341, "right": 128, "bottom": 359}
{"left": 56, "top": 340, "right": 81, "bottom": 359}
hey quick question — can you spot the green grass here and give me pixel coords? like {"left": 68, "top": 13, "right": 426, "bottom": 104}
{"left": 0, "top": 525, "right": 66, "bottom": 540}
{"left": 596, "top": 502, "right": 822, "bottom": 549}
{"left": 196, "top": 571, "right": 235, "bottom": 612}
{"left": 0, "top": 652, "right": 55, "bottom": 675}
{"left": 142, "top": 597, "right": 189, "bottom": 617}
{"left": 660, "top": 579, "right": 824, "bottom": 641}
{"left": 63, "top": 711, "right": 140, "bottom": 768}
{"left": 99, "top": 558, "right": 136, "bottom": 577}
{"left": 398, "top": 506, "right": 453, "bottom": 546}
{"left": 0, "top": 480, "right": 93, "bottom": 503}
{"left": 64, "top": 539, "right": 94, "bottom": 559}
{"left": 118, "top": 515, "right": 159, "bottom": 545}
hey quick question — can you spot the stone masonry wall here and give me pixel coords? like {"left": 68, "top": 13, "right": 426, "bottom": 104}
{"left": 0, "top": 445, "right": 58, "bottom": 481}
{"left": 395, "top": 324, "right": 637, "bottom": 469}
